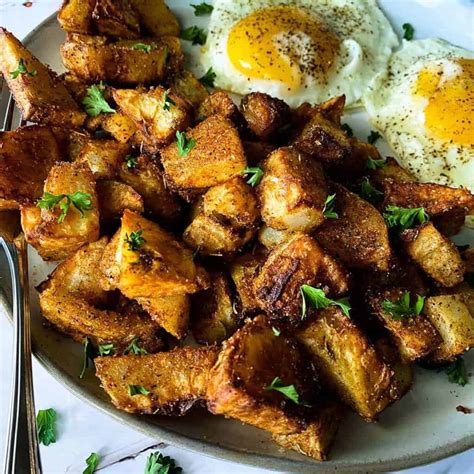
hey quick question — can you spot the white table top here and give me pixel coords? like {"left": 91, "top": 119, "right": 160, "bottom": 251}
{"left": 0, "top": 1, "right": 473, "bottom": 472}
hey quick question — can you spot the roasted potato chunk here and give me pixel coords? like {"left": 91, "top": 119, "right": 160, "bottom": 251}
{"left": 0, "top": 28, "right": 85, "bottom": 128}
{"left": 0, "top": 125, "right": 62, "bottom": 210}
{"left": 58, "top": 0, "right": 95, "bottom": 34}
{"left": 254, "top": 233, "right": 350, "bottom": 323}
{"left": 130, "top": 0, "right": 180, "bottom": 37}
{"left": 258, "top": 225, "right": 294, "bottom": 249}
{"left": 96, "top": 346, "right": 219, "bottom": 414}
{"left": 168, "top": 70, "right": 208, "bottom": 108}
{"left": 258, "top": 147, "right": 328, "bottom": 232}
{"left": 92, "top": 0, "right": 140, "bottom": 38}
{"left": 314, "top": 184, "right": 391, "bottom": 272}
{"left": 207, "top": 316, "right": 318, "bottom": 434}
{"left": 240, "top": 92, "right": 290, "bottom": 140}
{"left": 102, "top": 112, "right": 137, "bottom": 143}
{"left": 96, "top": 180, "right": 144, "bottom": 220}
{"left": 401, "top": 222, "right": 464, "bottom": 287}
{"left": 161, "top": 115, "right": 247, "bottom": 198}
{"left": 370, "top": 157, "right": 416, "bottom": 187}
{"left": 113, "top": 86, "right": 192, "bottom": 152}
{"left": 296, "top": 307, "right": 396, "bottom": 420}
{"left": 197, "top": 91, "right": 244, "bottom": 128}
{"left": 21, "top": 162, "right": 99, "bottom": 260}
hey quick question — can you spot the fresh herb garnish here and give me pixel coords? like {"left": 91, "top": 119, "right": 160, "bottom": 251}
{"left": 98, "top": 343, "right": 115, "bottom": 356}
{"left": 176, "top": 130, "right": 196, "bottom": 157}
{"left": 37, "top": 191, "right": 93, "bottom": 223}
{"left": 144, "top": 451, "right": 183, "bottom": 474}
{"left": 265, "top": 377, "right": 309, "bottom": 406}
{"left": 272, "top": 327, "right": 281, "bottom": 337}
{"left": 124, "top": 154, "right": 138, "bottom": 169}
{"left": 79, "top": 337, "right": 95, "bottom": 379}
{"left": 128, "top": 384, "right": 151, "bottom": 396}
{"left": 83, "top": 452, "right": 99, "bottom": 474}
{"left": 465, "top": 272, "right": 474, "bottom": 288}
{"left": 446, "top": 357, "right": 468, "bottom": 386}
{"left": 360, "top": 177, "right": 383, "bottom": 203}
{"left": 181, "top": 25, "right": 207, "bottom": 45}
{"left": 242, "top": 167, "right": 264, "bottom": 187}
{"left": 191, "top": 2, "right": 213, "bottom": 16}
{"left": 383, "top": 205, "right": 429, "bottom": 232}
{"left": 402, "top": 23, "right": 415, "bottom": 41}
{"left": 132, "top": 43, "right": 152, "bottom": 53}
{"left": 366, "top": 157, "right": 387, "bottom": 170}
{"left": 124, "top": 230, "right": 145, "bottom": 251}
{"left": 36, "top": 408, "right": 57, "bottom": 446}
{"left": 163, "top": 90, "right": 176, "bottom": 111}
{"left": 10, "top": 58, "right": 37, "bottom": 78}
{"left": 300, "top": 285, "right": 351, "bottom": 318}
{"left": 199, "top": 67, "right": 216, "bottom": 87}
{"left": 381, "top": 291, "right": 425, "bottom": 320}
{"left": 82, "top": 82, "right": 115, "bottom": 117}
{"left": 124, "top": 337, "right": 148, "bottom": 355}
{"left": 341, "top": 123, "right": 353, "bottom": 137}
{"left": 323, "top": 194, "right": 338, "bottom": 219}
{"left": 367, "top": 130, "right": 382, "bottom": 144}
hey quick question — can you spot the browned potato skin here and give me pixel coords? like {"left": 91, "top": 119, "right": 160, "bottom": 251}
{"left": 92, "top": 0, "right": 140, "bottom": 38}
{"left": 102, "top": 112, "right": 137, "bottom": 143}
{"left": 0, "top": 28, "right": 86, "bottom": 128}
{"left": 21, "top": 162, "right": 100, "bottom": 261}
{"left": 168, "top": 70, "right": 209, "bottom": 109}
{"left": 130, "top": 0, "right": 180, "bottom": 37}
{"left": 314, "top": 184, "right": 391, "bottom": 272}
{"left": 207, "top": 316, "right": 318, "bottom": 435}
{"left": 191, "top": 272, "right": 238, "bottom": 345}
{"left": 96, "top": 346, "right": 219, "bottom": 414}
{"left": 58, "top": 0, "right": 95, "bottom": 34}
{"left": 96, "top": 180, "right": 144, "bottom": 220}
{"left": 370, "top": 157, "right": 416, "bottom": 188}
{"left": 258, "top": 147, "right": 328, "bottom": 233}
{"left": 197, "top": 91, "right": 245, "bottom": 128}
{"left": 240, "top": 92, "right": 290, "bottom": 140}
{"left": 0, "top": 125, "right": 62, "bottom": 209}
{"left": 296, "top": 307, "right": 396, "bottom": 421}
{"left": 161, "top": 115, "right": 247, "bottom": 198}
{"left": 401, "top": 222, "right": 465, "bottom": 287}
{"left": 432, "top": 208, "right": 467, "bottom": 237}
{"left": 254, "top": 233, "right": 350, "bottom": 323}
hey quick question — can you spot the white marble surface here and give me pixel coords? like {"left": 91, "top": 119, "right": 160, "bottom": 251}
{"left": 0, "top": 1, "right": 473, "bottom": 473}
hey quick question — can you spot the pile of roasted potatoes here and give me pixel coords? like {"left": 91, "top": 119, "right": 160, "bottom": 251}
{"left": 0, "top": 0, "right": 473, "bottom": 461}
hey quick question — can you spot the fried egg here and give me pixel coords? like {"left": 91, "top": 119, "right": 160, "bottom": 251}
{"left": 201, "top": 0, "right": 398, "bottom": 107}
{"left": 363, "top": 39, "right": 474, "bottom": 193}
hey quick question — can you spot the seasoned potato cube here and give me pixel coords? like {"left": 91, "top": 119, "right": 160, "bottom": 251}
{"left": 161, "top": 115, "right": 247, "bottom": 197}
{"left": 240, "top": 92, "right": 290, "bottom": 140}
{"left": 191, "top": 272, "right": 238, "bottom": 345}
{"left": 370, "top": 157, "right": 416, "bottom": 187}
{"left": 423, "top": 294, "right": 474, "bottom": 363}
{"left": 207, "top": 316, "right": 318, "bottom": 435}
{"left": 113, "top": 86, "right": 192, "bottom": 152}
{"left": 117, "top": 154, "right": 182, "bottom": 224}
{"left": 401, "top": 222, "right": 464, "bottom": 287}
{"left": 0, "top": 125, "right": 62, "bottom": 209}
{"left": 314, "top": 184, "right": 391, "bottom": 272}
{"left": 130, "top": 0, "right": 180, "bottom": 37}
{"left": 92, "top": 0, "right": 140, "bottom": 38}
{"left": 258, "top": 225, "right": 294, "bottom": 249}
{"left": 21, "top": 162, "right": 99, "bottom": 260}
{"left": 254, "top": 233, "right": 350, "bottom": 323}
{"left": 96, "top": 346, "right": 219, "bottom": 414}
{"left": 0, "top": 29, "right": 86, "bottom": 127}
{"left": 168, "top": 70, "right": 208, "bottom": 108}
{"left": 57, "top": 0, "right": 95, "bottom": 34}
{"left": 102, "top": 112, "right": 137, "bottom": 143}
{"left": 296, "top": 307, "right": 396, "bottom": 421}
{"left": 96, "top": 180, "right": 144, "bottom": 220}
{"left": 197, "top": 91, "right": 244, "bottom": 127}
{"left": 258, "top": 147, "right": 328, "bottom": 232}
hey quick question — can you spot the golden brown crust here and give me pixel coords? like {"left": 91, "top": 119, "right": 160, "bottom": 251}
{"left": 96, "top": 180, "right": 144, "bottom": 220}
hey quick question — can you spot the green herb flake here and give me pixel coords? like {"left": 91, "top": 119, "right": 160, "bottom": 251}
{"left": 272, "top": 327, "right": 281, "bottom": 337}
{"left": 446, "top": 357, "right": 468, "bottom": 386}
{"left": 37, "top": 191, "right": 93, "bottom": 223}
{"left": 98, "top": 343, "right": 115, "bottom": 356}
{"left": 82, "top": 82, "right": 115, "bottom": 117}
{"left": 360, "top": 177, "right": 383, "bottom": 203}
{"left": 323, "top": 194, "right": 338, "bottom": 219}
{"left": 124, "top": 154, "right": 138, "bottom": 169}
{"left": 191, "top": 2, "right": 213, "bottom": 16}
{"left": 124, "top": 230, "right": 145, "bottom": 251}
{"left": 144, "top": 451, "right": 183, "bottom": 474}
{"left": 132, "top": 43, "right": 153, "bottom": 53}
{"left": 176, "top": 130, "right": 196, "bottom": 157}
{"left": 265, "top": 377, "right": 309, "bottom": 406}
{"left": 181, "top": 25, "right": 207, "bottom": 45}
{"left": 300, "top": 285, "right": 351, "bottom": 318}
{"left": 341, "top": 123, "right": 353, "bottom": 137}
{"left": 79, "top": 337, "right": 96, "bottom": 379}
{"left": 124, "top": 337, "right": 148, "bottom": 355}
{"left": 83, "top": 452, "right": 99, "bottom": 474}
{"left": 128, "top": 384, "right": 151, "bottom": 396}
{"left": 163, "top": 90, "right": 176, "bottom": 111}
{"left": 381, "top": 291, "right": 425, "bottom": 320}
{"left": 36, "top": 408, "right": 57, "bottom": 446}
{"left": 367, "top": 130, "right": 382, "bottom": 144}
{"left": 366, "top": 157, "right": 387, "bottom": 170}
{"left": 199, "top": 67, "right": 216, "bottom": 87}
{"left": 383, "top": 205, "right": 429, "bottom": 232}
{"left": 10, "top": 58, "right": 37, "bottom": 79}
{"left": 402, "top": 23, "right": 415, "bottom": 41}
{"left": 242, "top": 166, "right": 264, "bottom": 187}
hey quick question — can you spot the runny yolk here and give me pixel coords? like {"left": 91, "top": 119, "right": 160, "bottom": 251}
{"left": 414, "top": 58, "right": 474, "bottom": 145}
{"left": 227, "top": 6, "right": 340, "bottom": 91}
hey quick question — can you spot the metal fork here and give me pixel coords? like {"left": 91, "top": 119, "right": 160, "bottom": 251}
{"left": 0, "top": 79, "right": 42, "bottom": 474}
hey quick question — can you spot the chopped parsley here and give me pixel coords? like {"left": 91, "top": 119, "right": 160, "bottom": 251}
{"left": 82, "top": 82, "right": 115, "bottom": 117}
{"left": 341, "top": 123, "right": 353, "bottom": 137}
{"left": 323, "top": 194, "right": 338, "bottom": 219}
{"left": 144, "top": 451, "right": 183, "bottom": 474}
{"left": 124, "top": 154, "right": 138, "bottom": 169}
{"left": 128, "top": 384, "right": 151, "bottom": 396}
{"left": 300, "top": 285, "right": 351, "bottom": 318}
{"left": 272, "top": 327, "right": 281, "bottom": 337}
{"left": 366, "top": 157, "right": 387, "bottom": 170}
{"left": 83, "top": 452, "right": 99, "bottom": 474}
{"left": 402, "top": 23, "right": 415, "bottom": 41}
{"left": 199, "top": 67, "right": 216, "bottom": 88}
{"left": 191, "top": 2, "right": 213, "bottom": 16}
{"left": 132, "top": 43, "right": 152, "bottom": 53}
{"left": 124, "top": 337, "right": 148, "bottom": 355}
{"left": 163, "top": 90, "right": 176, "bottom": 111}
{"left": 383, "top": 205, "right": 429, "bottom": 232}
{"left": 181, "top": 25, "right": 207, "bottom": 45}
{"left": 98, "top": 343, "right": 115, "bottom": 356}
{"left": 10, "top": 58, "right": 37, "bottom": 78}
{"left": 265, "top": 377, "right": 309, "bottom": 406}
{"left": 367, "top": 130, "right": 382, "bottom": 144}
{"left": 176, "top": 130, "right": 196, "bottom": 157}
{"left": 360, "top": 177, "right": 383, "bottom": 203}
{"left": 124, "top": 230, "right": 145, "bottom": 251}
{"left": 446, "top": 357, "right": 468, "bottom": 386}
{"left": 242, "top": 166, "right": 264, "bottom": 187}
{"left": 381, "top": 291, "right": 425, "bottom": 320}
{"left": 79, "top": 337, "right": 95, "bottom": 379}
{"left": 36, "top": 408, "right": 57, "bottom": 446}
{"left": 37, "top": 191, "right": 92, "bottom": 223}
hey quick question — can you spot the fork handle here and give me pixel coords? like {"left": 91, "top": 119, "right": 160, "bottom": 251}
{"left": 1, "top": 237, "right": 42, "bottom": 474}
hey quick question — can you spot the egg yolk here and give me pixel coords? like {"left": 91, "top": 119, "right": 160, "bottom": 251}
{"left": 414, "top": 58, "right": 474, "bottom": 145}
{"left": 227, "top": 6, "right": 339, "bottom": 91}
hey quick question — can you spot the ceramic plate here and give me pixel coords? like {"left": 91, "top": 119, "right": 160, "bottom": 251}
{"left": 1, "top": 1, "right": 473, "bottom": 472}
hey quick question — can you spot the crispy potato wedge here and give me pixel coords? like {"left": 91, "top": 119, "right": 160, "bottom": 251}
{"left": 207, "top": 316, "right": 318, "bottom": 435}
{"left": 370, "top": 157, "right": 416, "bottom": 188}
{"left": 96, "top": 346, "right": 219, "bottom": 414}
{"left": 92, "top": 0, "right": 140, "bottom": 38}
{"left": 161, "top": 115, "right": 247, "bottom": 198}
{"left": 168, "top": 70, "right": 209, "bottom": 108}
{"left": 130, "top": 0, "right": 180, "bottom": 37}
{"left": 96, "top": 180, "right": 144, "bottom": 220}
{"left": 296, "top": 307, "right": 397, "bottom": 420}
{"left": 254, "top": 233, "right": 350, "bottom": 323}
{"left": 0, "top": 125, "right": 62, "bottom": 210}
{"left": 57, "top": 0, "right": 95, "bottom": 34}
{"left": 401, "top": 222, "right": 464, "bottom": 287}
{"left": 259, "top": 147, "right": 328, "bottom": 232}
{"left": 21, "top": 162, "right": 100, "bottom": 260}
{"left": 314, "top": 184, "right": 391, "bottom": 272}
{"left": 0, "top": 28, "right": 85, "bottom": 127}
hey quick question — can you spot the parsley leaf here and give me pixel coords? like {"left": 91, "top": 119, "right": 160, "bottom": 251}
{"left": 124, "top": 154, "right": 138, "bottom": 169}
{"left": 383, "top": 205, "right": 429, "bottom": 232}
{"left": 199, "top": 67, "right": 216, "bottom": 87}
{"left": 163, "top": 90, "right": 176, "bottom": 111}
{"left": 242, "top": 167, "right": 264, "bottom": 187}
{"left": 10, "top": 58, "right": 37, "bottom": 79}
{"left": 37, "top": 192, "right": 92, "bottom": 223}
{"left": 341, "top": 123, "right": 353, "bottom": 137}
{"left": 132, "top": 43, "right": 152, "bottom": 53}
{"left": 128, "top": 384, "right": 151, "bottom": 396}
{"left": 446, "top": 357, "right": 468, "bottom": 386}
{"left": 381, "top": 291, "right": 425, "bottom": 320}
{"left": 465, "top": 272, "right": 474, "bottom": 288}
{"left": 191, "top": 2, "right": 213, "bottom": 16}
{"left": 300, "top": 285, "right": 351, "bottom": 318}
{"left": 360, "top": 177, "right": 383, "bottom": 203}
{"left": 124, "top": 230, "right": 145, "bottom": 251}
{"left": 367, "top": 130, "right": 382, "bottom": 144}
{"left": 124, "top": 337, "right": 148, "bottom": 355}
{"left": 272, "top": 327, "right": 281, "bottom": 337}
{"left": 79, "top": 337, "right": 96, "bottom": 379}
{"left": 144, "top": 451, "right": 183, "bottom": 474}
{"left": 366, "top": 157, "right": 387, "bottom": 170}
{"left": 98, "top": 343, "right": 115, "bottom": 356}
{"left": 36, "top": 408, "right": 57, "bottom": 446}
{"left": 82, "top": 83, "right": 115, "bottom": 117}
{"left": 402, "top": 23, "right": 415, "bottom": 41}
{"left": 265, "top": 377, "right": 309, "bottom": 406}
{"left": 176, "top": 130, "right": 196, "bottom": 157}
{"left": 181, "top": 25, "right": 207, "bottom": 45}
{"left": 83, "top": 452, "right": 99, "bottom": 474}
{"left": 323, "top": 194, "right": 338, "bottom": 219}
